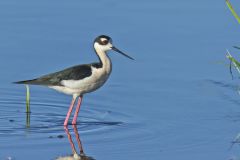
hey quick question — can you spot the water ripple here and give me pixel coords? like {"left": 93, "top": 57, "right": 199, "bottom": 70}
{"left": 0, "top": 88, "right": 128, "bottom": 137}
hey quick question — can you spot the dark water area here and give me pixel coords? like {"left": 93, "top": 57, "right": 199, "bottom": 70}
{"left": 1, "top": 0, "right": 240, "bottom": 159}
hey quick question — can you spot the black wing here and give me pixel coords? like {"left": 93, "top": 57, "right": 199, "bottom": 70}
{"left": 14, "top": 63, "right": 97, "bottom": 86}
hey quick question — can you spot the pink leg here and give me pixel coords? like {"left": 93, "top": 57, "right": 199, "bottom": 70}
{"left": 72, "top": 96, "right": 83, "bottom": 125}
{"left": 64, "top": 97, "right": 77, "bottom": 126}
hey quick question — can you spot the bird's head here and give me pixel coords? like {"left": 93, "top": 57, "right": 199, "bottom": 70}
{"left": 94, "top": 35, "right": 134, "bottom": 60}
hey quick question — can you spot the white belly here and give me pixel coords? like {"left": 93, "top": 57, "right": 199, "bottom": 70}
{"left": 49, "top": 66, "right": 111, "bottom": 97}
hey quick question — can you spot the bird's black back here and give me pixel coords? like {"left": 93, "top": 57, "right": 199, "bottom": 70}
{"left": 14, "top": 63, "right": 102, "bottom": 86}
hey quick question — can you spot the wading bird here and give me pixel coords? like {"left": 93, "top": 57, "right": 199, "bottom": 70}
{"left": 14, "top": 35, "right": 134, "bottom": 126}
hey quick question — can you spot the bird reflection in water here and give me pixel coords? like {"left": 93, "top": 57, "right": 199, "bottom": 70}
{"left": 56, "top": 125, "right": 95, "bottom": 160}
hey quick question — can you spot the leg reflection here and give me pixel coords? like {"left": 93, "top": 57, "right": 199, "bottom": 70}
{"left": 57, "top": 125, "right": 95, "bottom": 160}
{"left": 64, "top": 126, "right": 78, "bottom": 156}
{"left": 73, "top": 125, "right": 84, "bottom": 155}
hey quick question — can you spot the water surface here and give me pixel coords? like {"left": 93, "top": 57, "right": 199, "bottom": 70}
{"left": 1, "top": 0, "right": 240, "bottom": 159}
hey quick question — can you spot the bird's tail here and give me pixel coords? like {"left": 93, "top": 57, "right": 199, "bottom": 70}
{"left": 13, "top": 79, "right": 42, "bottom": 85}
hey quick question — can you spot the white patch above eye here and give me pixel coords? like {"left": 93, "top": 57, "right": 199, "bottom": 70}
{"left": 100, "top": 38, "right": 107, "bottom": 42}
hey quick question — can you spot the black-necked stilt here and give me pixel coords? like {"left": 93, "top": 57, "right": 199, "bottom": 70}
{"left": 14, "top": 35, "right": 134, "bottom": 126}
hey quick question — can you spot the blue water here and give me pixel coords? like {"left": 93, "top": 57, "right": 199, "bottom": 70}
{"left": 1, "top": 0, "right": 240, "bottom": 159}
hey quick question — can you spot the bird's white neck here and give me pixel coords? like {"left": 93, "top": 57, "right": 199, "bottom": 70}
{"left": 94, "top": 47, "right": 112, "bottom": 73}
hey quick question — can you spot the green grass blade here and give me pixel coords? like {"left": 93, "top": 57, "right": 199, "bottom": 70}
{"left": 226, "top": 0, "right": 240, "bottom": 24}
{"left": 226, "top": 50, "right": 240, "bottom": 74}
{"left": 26, "top": 85, "right": 30, "bottom": 113}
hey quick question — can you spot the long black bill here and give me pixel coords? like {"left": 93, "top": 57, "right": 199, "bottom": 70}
{"left": 111, "top": 46, "right": 134, "bottom": 60}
